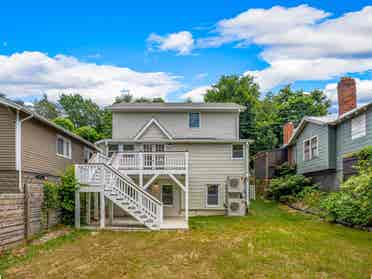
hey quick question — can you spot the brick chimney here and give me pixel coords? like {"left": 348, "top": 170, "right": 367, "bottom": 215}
{"left": 337, "top": 77, "right": 357, "bottom": 116}
{"left": 283, "top": 122, "right": 294, "bottom": 145}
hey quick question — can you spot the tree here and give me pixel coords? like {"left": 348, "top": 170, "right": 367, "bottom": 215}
{"left": 33, "top": 94, "right": 60, "bottom": 119}
{"left": 58, "top": 94, "right": 103, "bottom": 129}
{"left": 114, "top": 93, "right": 133, "bottom": 104}
{"left": 75, "top": 126, "right": 101, "bottom": 143}
{"left": 53, "top": 117, "right": 75, "bottom": 132}
{"left": 204, "top": 75, "right": 260, "bottom": 151}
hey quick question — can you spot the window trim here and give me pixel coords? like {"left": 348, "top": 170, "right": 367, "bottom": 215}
{"left": 205, "top": 184, "right": 220, "bottom": 208}
{"left": 188, "top": 112, "right": 201, "bottom": 129}
{"left": 351, "top": 113, "right": 366, "bottom": 140}
{"left": 303, "top": 135, "right": 318, "bottom": 162}
{"left": 161, "top": 185, "right": 174, "bottom": 207}
{"left": 231, "top": 144, "right": 245, "bottom": 160}
{"left": 56, "top": 135, "right": 72, "bottom": 159}
{"left": 84, "top": 147, "right": 94, "bottom": 163}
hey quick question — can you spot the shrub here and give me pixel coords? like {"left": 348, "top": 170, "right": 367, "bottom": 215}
{"left": 58, "top": 167, "right": 80, "bottom": 225}
{"left": 267, "top": 174, "right": 314, "bottom": 201}
{"left": 42, "top": 181, "right": 60, "bottom": 228}
{"left": 274, "top": 163, "right": 296, "bottom": 177}
{"left": 320, "top": 171, "right": 372, "bottom": 226}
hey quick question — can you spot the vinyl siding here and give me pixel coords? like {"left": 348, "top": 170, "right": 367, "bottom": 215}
{"left": 167, "top": 143, "right": 246, "bottom": 210}
{"left": 0, "top": 104, "right": 16, "bottom": 170}
{"left": 138, "top": 123, "right": 168, "bottom": 141}
{"left": 296, "top": 123, "right": 331, "bottom": 174}
{"left": 22, "top": 119, "right": 87, "bottom": 177}
{"left": 336, "top": 107, "right": 372, "bottom": 179}
{"left": 112, "top": 112, "right": 238, "bottom": 140}
{"left": 0, "top": 170, "right": 18, "bottom": 193}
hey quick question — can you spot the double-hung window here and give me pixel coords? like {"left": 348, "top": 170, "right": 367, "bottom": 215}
{"left": 232, "top": 144, "right": 244, "bottom": 159}
{"left": 206, "top": 184, "right": 219, "bottom": 207}
{"left": 303, "top": 136, "right": 318, "bottom": 161}
{"left": 351, "top": 113, "right": 366, "bottom": 140}
{"left": 56, "top": 135, "right": 71, "bottom": 159}
{"left": 189, "top": 112, "right": 200, "bottom": 128}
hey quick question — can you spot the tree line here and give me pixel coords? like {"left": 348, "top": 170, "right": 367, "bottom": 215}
{"left": 2, "top": 74, "right": 331, "bottom": 153}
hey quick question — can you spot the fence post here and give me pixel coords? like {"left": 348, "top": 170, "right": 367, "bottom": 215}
{"left": 24, "top": 183, "right": 31, "bottom": 241}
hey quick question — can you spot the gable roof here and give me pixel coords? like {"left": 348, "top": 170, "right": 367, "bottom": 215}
{"left": 287, "top": 102, "right": 372, "bottom": 146}
{"left": 110, "top": 102, "right": 246, "bottom": 112}
{"left": 134, "top": 118, "right": 173, "bottom": 140}
{"left": 0, "top": 97, "right": 98, "bottom": 151}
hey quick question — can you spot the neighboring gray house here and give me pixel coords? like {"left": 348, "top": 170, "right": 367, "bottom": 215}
{"left": 286, "top": 77, "right": 372, "bottom": 190}
{"left": 75, "top": 103, "right": 251, "bottom": 230}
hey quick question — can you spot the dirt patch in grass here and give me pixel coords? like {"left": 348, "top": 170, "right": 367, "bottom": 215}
{"left": 2, "top": 200, "right": 372, "bottom": 279}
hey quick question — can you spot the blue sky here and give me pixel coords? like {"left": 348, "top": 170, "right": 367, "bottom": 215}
{"left": 0, "top": 0, "right": 371, "bottom": 110}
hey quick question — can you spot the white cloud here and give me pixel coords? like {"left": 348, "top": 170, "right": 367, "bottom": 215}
{"left": 195, "top": 72, "right": 208, "bottom": 80}
{"left": 0, "top": 51, "right": 181, "bottom": 105}
{"left": 324, "top": 78, "right": 372, "bottom": 110}
{"left": 147, "top": 31, "right": 194, "bottom": 55}
{"left": 211, "top": 5, "right": 372, "bottom": 91}
{"left": 180, "top": 85, "right": 211, "bottom": 102}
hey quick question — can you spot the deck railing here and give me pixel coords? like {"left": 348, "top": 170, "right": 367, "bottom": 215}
{"left": 112, "top": 152, "right": 187, "bottom": 171}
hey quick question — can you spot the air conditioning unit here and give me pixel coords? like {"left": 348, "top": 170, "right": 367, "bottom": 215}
{"left": 226, "top": 176, "right": 244, "bottom": 193}
{"left": 227, "top": 198, "right": 246, "bottom": 216}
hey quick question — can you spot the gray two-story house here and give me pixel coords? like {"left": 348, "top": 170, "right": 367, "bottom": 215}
{"left": 285, "top": 77, "right": 372, "bottom": 190}
{"left": 75, "top": 103, "right": 251, "bottom": 230}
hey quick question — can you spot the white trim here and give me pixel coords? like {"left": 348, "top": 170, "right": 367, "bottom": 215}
{"left": 351, "top": 113, "right": 366, "bottom": 140}
{"left": 56, "top": 135, "right": 72, "bottom": 159}
{"left": 168, "top": 174, "right": 186, "bottom": 192}
{"left": 231, "top": 144, "right": 245, "bottom": 160}
{"left": 143, "top": 174, "right": 159, "bottom": 190}
{"left": 161, "top": 184, "right": 174, "bottom": 207}
{"left": 205, "top": 184, "right": 220, "bottom": 208}
{"left": 310, "top": 136, "right": 319, "bottom": 158}
{"left": 303, "top": 135, "right": 318, "bottom": 161}
{"left": 134, "top": 118, "right": 173, "bottom": 140}
{"left": 188, "top": 112, "right": 201, "bottom": 129}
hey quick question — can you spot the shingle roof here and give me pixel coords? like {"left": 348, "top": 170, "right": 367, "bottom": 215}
{"left": 109, "top": 102, "right": 245, "bottom": 112}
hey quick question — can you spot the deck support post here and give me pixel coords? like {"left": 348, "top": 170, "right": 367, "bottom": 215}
{"left": 109, "top": 200, "right": 114, "bottom": 225}
{"left": 86, "top": 192, "right": 91, "bottom": 225}
{"left": 100, "top": 191, "right": 105, "bottom": 229}
{"left": 94, "top": 192, "right": 99, "bottom": 220}
{"left": 75, "top": 190, "right": 80, "bottom": 228}
{"left": 185, "top": 152, "right": 189, "bottom": 222}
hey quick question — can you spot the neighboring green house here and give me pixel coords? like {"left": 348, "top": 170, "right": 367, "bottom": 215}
{"left": 285, "top": 77, "right": 372, "bottom": 190}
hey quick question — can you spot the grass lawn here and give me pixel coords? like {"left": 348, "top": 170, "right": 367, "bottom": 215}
{"left": 1, "top": 200, "right": 371, "bottom": 279}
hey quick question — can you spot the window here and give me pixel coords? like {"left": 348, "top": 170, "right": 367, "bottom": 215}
{"left": 161, "top": 185, "right": 173, "bottom": 206}
{"left": 310, "top": 137, "right": 318, "bottom": 159}
{"left": 56, "top": 135, "right": 71, "bottom": 159}
{"left": 232, "top": 144, "right": 244, "bottom": 159}
{"left": 351, "top": 113, "right": 366, "bottom": 140}
{"left": 122, "top": 144, "right": 134, "bottom": 152}
{"left": 303, "top": 136, "right": 318, "bottom": 161}
{"left": 108, "top": 144, "right": 119, "bottom": 157}
{"left": 84, "top": 148, "right": 94, "bottom": 163}
{"left": 189, "top": 112, "right": 200, "bottom": 128}
{"left": 206, "top": 184, "right": 219, "bottom": 207}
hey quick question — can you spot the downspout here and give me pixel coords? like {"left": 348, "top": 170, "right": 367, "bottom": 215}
{"left": 16, "top": 110, "right": 33, "bottom": 192}
{"left": 245, "top": 142, "right": 250, "bottom": 207}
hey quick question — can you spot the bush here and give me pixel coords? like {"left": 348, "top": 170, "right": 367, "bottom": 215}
{"left": 320, "top": 171, "right": 372, "bottom": 226}
{"left": 267, "top": 174, "right": 315, "bottom": 201}
{"left": 274, "top": 163, "right": 296, "bottom": 177}
{"left": 58, "top": 167, "right": 80, "bottom": 225}
{"left": 42, "top": 181, "right": 60, "bottom": 228}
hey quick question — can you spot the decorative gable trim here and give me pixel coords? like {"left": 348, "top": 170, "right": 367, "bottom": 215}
{"left": 134, "top": 118, "right": 173, "bottom": 140}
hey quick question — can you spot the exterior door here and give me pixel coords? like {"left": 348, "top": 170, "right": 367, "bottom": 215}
{"left": 161, "top": 184, "right": 180, "bottom": 217}
{"left": 143, "top": 144, "right": 165, "bottom": 169}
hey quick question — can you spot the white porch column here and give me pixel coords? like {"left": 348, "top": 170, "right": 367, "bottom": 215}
{"left": 86, "top": 192, "right": 91, "bottom": 225}
{"left": 75, "top": 190, "right": 80, "bottom": 228}
{"left": 185, "top": 152, "right": 189, "bottom": 222}
{"left": 109, "top": 200, "right": 114, "bottom": 225}
{"left": 100, "top": 192, "right": 105, "bottom": 229}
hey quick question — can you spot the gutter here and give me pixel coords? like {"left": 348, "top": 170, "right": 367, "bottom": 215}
{"left": 16, "top": 110, "right": 33, "bottom": 192}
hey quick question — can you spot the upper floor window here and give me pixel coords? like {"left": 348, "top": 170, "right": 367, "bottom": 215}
{"left": 232, "top": 144, "right": 244, "bottom": 159}
{"left": 56, "top": 135, "right": 71, "bottom": 159}
{"left": 189, "top": 112, "right": 200, "bottom": 128}
{"left": 303, "top": 136, "right": 318, "bottom": 161}
{"left": 351, "top": 113, "right": 366, "bottom": 140}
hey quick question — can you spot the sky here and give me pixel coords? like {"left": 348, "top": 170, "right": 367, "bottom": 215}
{"left": 0, "top": 0, "right": 372, "bottom": 112}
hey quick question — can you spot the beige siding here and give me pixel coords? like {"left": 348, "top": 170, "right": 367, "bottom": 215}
{"left": 0, "top": 104, "right": 16, "bottom": 171}
{"left": 113, "top": 112, "right": 238, "bottom": 140}
{"left": 167, "top": 143, "right": 246, "bottom": 210}
{"left": 22, "top": 119, "right": 86, "bottom": 177}
{"left": 139, "top": 123, "right": 168, "bottom": 141}
{"left": 0, "top": 170, "right": 18, "bottom": 193}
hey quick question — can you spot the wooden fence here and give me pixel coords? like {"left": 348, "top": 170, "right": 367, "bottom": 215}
{"left": 0, "top": 181, "right": 61, "bottom": 250}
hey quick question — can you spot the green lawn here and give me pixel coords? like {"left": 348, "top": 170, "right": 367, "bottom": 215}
{"left": 1, "top": 200, "right": 372, "bottom": 279}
